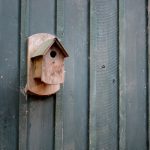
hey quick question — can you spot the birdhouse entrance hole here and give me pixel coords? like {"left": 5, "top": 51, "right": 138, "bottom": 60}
{"left": 50, "top": 51, "right": 57, "bottom": 58}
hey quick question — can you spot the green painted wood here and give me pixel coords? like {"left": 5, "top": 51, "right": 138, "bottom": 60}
{"left": 27, "top": 0, "right": 56, "bottom": 149}
{"left": 0, "top": 0, "right": 148, "bottom": 149}
{"left": 89, "top": 0, "right": 118, "bottom": 149}
{"left": 19, "top": 0, "right": 29, "bottom": 149}
{"left": 55, "top": 89, "right": 64, "bottom": 150}
{"left": 54, "top": 0, "right": 65, "bottom": 149}
{"left": 119, "top": 0, "right": 147, "bottom": 149}
{"left": 0, "top": 0, "right": 19, "bottom": 149}
{"left": 27, "top": 97, "right": 54, "bottom": 150}
{"left": 29, "top": 0, "right": 55, "bottom": 34}
{"left": 149, "top": 1, "right": 150, "bottom": 149}
{"left": 55, "top": 0, "right": 89, "bottom": 149}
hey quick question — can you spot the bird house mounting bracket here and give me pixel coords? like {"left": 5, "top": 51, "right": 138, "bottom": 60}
{"left": 25, "top": 33, "right": 69, "bottom": 96}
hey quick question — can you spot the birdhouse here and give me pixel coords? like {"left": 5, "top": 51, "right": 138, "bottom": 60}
{"left": 31, "top": 38, "right": 68, "bottom": 84}
{"left": 25, "top": 33, "right": 69, "bottom": 96}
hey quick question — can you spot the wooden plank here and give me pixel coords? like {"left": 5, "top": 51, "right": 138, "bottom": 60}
{"left": 149, "top": 1, "right": 150, "bottom": 149}
{"left": 0, "top": 0, "right": 19, "bottom": 149}
{"left": 27, "top": 0, "right": 55, "bottom": 150}
{"left": 27, "top": 97, "right": 54, "bottom": 150}
{"left": 119, "top": 0, "right": 147, "bottom": 149}
{"left": 55, "top": 0, "right": 89, "bottom": 149}
{"left": 29, "top": 0, "right": 55, "bottom": 34}
{"left": 19, "top": 0, "right": 29, "bottom": 149}
{"left": 54, "top": 0, "right": 65, "bottom": 149}
{"left": 89, "top": 0, "right": 118, "bottom": 149}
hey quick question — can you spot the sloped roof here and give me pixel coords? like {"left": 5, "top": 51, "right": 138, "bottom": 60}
{"left": 31, "top": 38, "right": 69, "bottom": 58}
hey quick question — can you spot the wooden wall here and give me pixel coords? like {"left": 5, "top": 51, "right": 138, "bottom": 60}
{"left": 0, "top": 0, "right": 148, "bottom": 150}
{"left": 0, "top": 0, "right": 19, "bottom": 149}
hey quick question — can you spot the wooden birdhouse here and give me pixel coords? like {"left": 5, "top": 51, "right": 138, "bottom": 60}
{"left": 25, "top": 33, "right": 69, "bottom": 96}
{"left": 31, "top": 38, "right": 68, "bottom": 84}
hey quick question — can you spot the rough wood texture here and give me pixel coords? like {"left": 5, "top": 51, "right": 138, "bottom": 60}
{"left": 19, "top": 0, "right": 29, "bottom": 149}
{"left": 54, "top": 0, "right": 65, "bottom": 149}
{"left": 149, "top": 1, "right": 150, "bottom": 149}
{"left": 27, "top": 97, "right": 54, "bottom": 150}
{"left": 55, "top": 0, "right": 89, "bottom": 149}
{"left": 41, "top": 45, "right": 65, "bottom": 85}
{"left": 26, "top": 33, "right": 60, "bottom": 96}
{"left": 33, "top": 57, "right": 42, "bottom": 78}
{"left": 89, "top": 0, "right": 118, "bottom": 149}
{"left": 25, "top": 0, "right": 56, "bottom": 149}
{"left": 119, "top": 0, "right": 147, "bottom": 149}
{"left": 0, "top": 0, "right": 148, "bottom": 149}
{"left": 31, "top": 39, "right": 68, "bottom": 58}
{"left": 0, "top": 0, "right": 19, "bottom": 150}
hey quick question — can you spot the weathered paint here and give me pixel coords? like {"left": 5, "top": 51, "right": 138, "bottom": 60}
{"left": 0, "top": 0, "right": 148, "bottom": 150}
{"left": 119, "top": 0, "right": 147, "bottom": 149}
{"left": 89, "top": 0, "right": 118, "bottom": 149}
{"left": 0, "top": 0, "right": 19, "bottom": 149}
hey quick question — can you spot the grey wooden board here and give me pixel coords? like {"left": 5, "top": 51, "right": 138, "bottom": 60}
{"left": 149, "top": 1, "right": 150, "bottom": 149}
{"left": 55, "top": 0, "right": 89, "bottom": 149}
{"left": 0, "top": 0, "right": 19, "bottom": 149}
{"left": 0, "top": 0, "right": 148, "bottom": 149}
{"left": 29, "top": 0, "right": 55, "bottom": 34}
{"left": 27, "top": 0, "right": 55, "bottom": 149}
{"left": 27, "top": 97, "right": 54, "bottom": 150}
{"left": 54, "top": 0, "right": 65, "bottom": 149}
{"left": 19, "top": 0, "right": 29, "bottom": 149}
{"left": 89, "top": 0, "right": 118, "bottom": 149}
{"left": 119, "top": 0, "right": 147, "bottom": 149}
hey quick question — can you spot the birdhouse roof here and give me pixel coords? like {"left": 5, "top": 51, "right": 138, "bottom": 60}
{"left": 31, "top": 38, "right": 69, "bottom": 58}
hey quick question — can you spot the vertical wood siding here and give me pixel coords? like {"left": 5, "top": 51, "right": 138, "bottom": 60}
{"left": 119, "top": 0, "right": 147, "bottom": 149}
{"left": 0, "top": 0, "right": 19, "bottom": 149}
{"left": 89, "top": 0, "right": 118, "bottom": 149}
{"left": 55, "top": 0, "right": 89, "bottom": 150}
{"left": 0, "top": 0, "right": 148, "bottom": 150}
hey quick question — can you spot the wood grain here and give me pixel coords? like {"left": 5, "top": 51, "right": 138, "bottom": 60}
{"left": 19, "top": 0, "right": 29, "bottom": 149}
{"left": 27, "top": 97, "right": 54, "bottom": 150}
{"left": 119, "top": 0, "right": 147, "bottom": 149}
{"left": 149, "top": 1, "right": 150, "bottom": 149}
{"left": 56, "top": 0, "right": 89, "bottom": 149}
{"left": 54, "top": 0, "right": 65, "bottom": 149}
{"left": 33, "top": 57, "right": 42, "bottom": 78}
{"left": 0, "top": 0, "right": 19, "bottom": 149}
{"left": 27, "top": 0, "right": 56, "bottom": 149}
{"left": 41, "top": 45, "right": 65, "bottom": 85}
{"left": 26, "top": 33, "right": 60, "bottom": 96}
{"left": 89, "top": 0, "right": 118, "bottom": 149}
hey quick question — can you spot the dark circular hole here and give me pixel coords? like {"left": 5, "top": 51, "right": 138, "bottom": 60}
{"left": 101, "top": 65, "right": 105, "bottom": 68}
{"left": 50, "top": 51, "right": 57, "bottom": 58}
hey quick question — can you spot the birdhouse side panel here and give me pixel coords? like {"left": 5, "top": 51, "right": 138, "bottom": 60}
{"left": 41, "top": 46, "right": 65, "bottom": 84}
{"left": 32, "top": 57, "right": 42, "bottom": 79}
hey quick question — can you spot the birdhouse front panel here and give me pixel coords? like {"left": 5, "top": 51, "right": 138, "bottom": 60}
{"left": 41, "top": 44, "right": 65, "bottom": 84}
